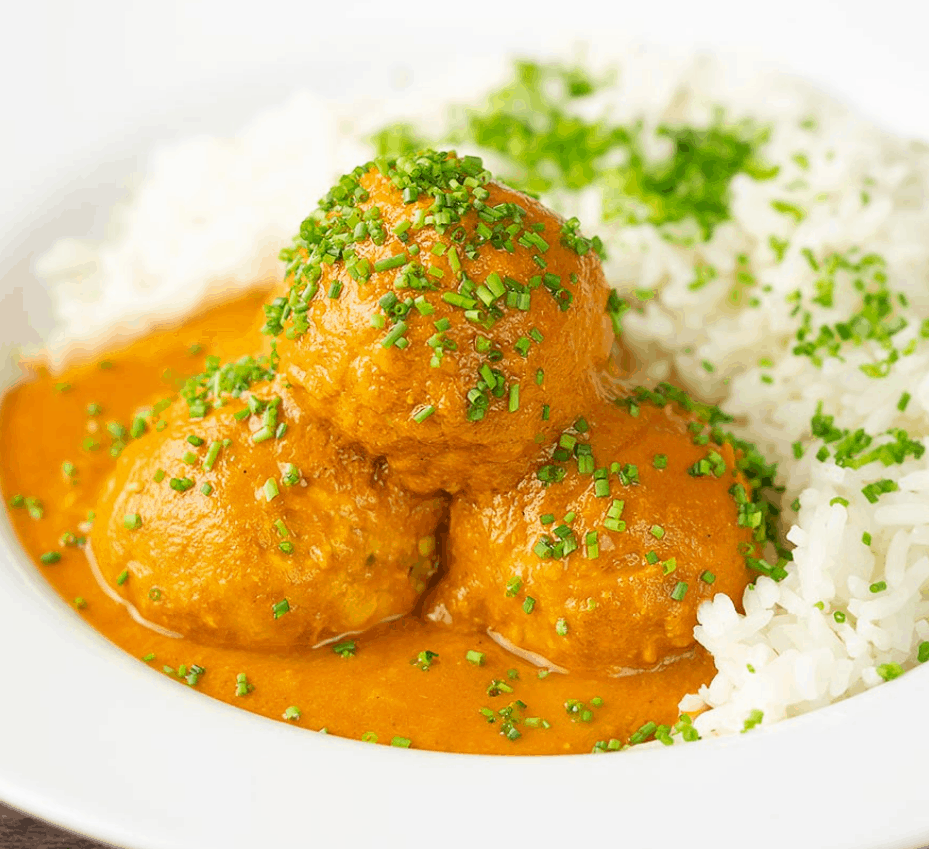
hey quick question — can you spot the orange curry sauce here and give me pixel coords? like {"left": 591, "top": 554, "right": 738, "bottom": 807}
{"left": 0, "top": 290, "right": 714, "bottom": 755}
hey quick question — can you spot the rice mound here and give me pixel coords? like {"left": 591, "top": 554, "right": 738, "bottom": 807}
{"left": 36, "top": 46, "right": 929, "bottom": 739}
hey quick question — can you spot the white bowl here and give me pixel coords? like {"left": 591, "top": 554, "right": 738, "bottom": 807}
{"left": 2, "top": 5, "right": 929, "bottom": 847}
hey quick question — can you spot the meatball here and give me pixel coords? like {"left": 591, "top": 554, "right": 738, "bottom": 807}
{"left": 426, "top": 393, "right": 755, "bottom": 672}
{"left": 266, "top": 151, "right": 613, "bottom": 494}
{"left": 90, "top": 376, "right": 448, "bottom": 650}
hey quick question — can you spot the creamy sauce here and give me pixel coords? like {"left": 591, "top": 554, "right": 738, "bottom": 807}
{"left": 0, "top": 290, "right": 720, "bottom": 755}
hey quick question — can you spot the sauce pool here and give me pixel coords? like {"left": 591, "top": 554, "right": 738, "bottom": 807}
{"left": 0, "top": 289, "right": 715, "bottom": 755}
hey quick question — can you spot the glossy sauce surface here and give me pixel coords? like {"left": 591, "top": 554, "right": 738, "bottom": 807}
{"left": 0, "top": 290, "right": 720, "bottom": 755}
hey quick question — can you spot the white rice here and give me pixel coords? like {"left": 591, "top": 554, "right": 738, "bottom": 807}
{"left": 33, "top": 45, "right": 929, "bottom": 740}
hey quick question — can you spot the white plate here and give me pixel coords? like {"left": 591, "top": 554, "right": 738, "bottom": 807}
{"left": 2, "top": 4, "right": 929, "bottom": 848}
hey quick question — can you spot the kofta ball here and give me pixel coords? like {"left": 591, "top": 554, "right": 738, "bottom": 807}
{"left": 266, "top": 150, "right": 613, "bottom": 493}
{"left": 90, "top": 375, "right": 448, "bottom": 650}
{"left": 426, "top": 391, "right": 756, "bottom": 672}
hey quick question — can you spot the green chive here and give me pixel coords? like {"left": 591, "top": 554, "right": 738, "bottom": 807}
{"left": 123, "top": 513, "right": 142, "bottom": 531}
{"left": 203, "top": 441, "right": 222, "bottom": 471}
{"left": 39, "top": 551, "right": 61, "bottom": 565}
{"left": 381, "top": 321, "right": 408, "bottom": 348}
{"left": 877, "top": 662, "right": 904, "bottom": 681}
{"left": 263, "top": 478, "right": 280, "bottom": 502}
{"left": 373, "top": 253, "right": 407, "bottom": 272}
{"left": 282, "top": 464, "right": 300, "bottom": 486}
{"left": 332, "top": 640, "right": 356, "bottom": 658}
{"left": 413, "top": 405, "right": 435, "bottom": 423}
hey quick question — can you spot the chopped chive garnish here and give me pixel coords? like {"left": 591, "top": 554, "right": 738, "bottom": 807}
{"left": 413, "top": 404, "right": 435, "bottom": 423}
{"left": 123, "top": 513, "right": 142, "bottom": 531}
{"left": 670, "top": 581, "right": 688, "bottom": 601}
{"left": 332, "top": 640, "right": 356, "bottom": 658}
{"left": 117, "top": 569, "right": 129, "bottom": 586}
{"left": 251, "top": 426, "right": 274, "bottom": 443}
{"left": 263, "top": 478, "right": 280, "bottom": 502}
{"left": 169, "top": 477, "right": 194, "bottom": 493}
{"left": 877, "top": 662, "right": 904, "bottom": 681}
{"left": 381, "top": 321, "right": 408, "bottom": 348}
{"left": 203, "top": 441, "right": 222, "bottom": 471}
{"left": 272, "top": 598, "right": 291, "bottom": 619}
{"left": 523, "top": 596, "right": 536, "bottom": 614}
{"left": 373, "top": 253, "right": 407, "bottom": 272}
{"left": 466, "top": 650, "right": 485, "bottom": 666}
{"left": 39, "top": 551, "right": 61, "bottom": 565}
{"left": 282, "top": 464, "right": 301, "bottom": 486}
{"left": 700, "top": 570, "right": 716, "bottom": 584}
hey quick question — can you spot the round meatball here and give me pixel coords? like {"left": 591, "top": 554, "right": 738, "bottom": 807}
{"left": 90, "top": 377, "right": 448, "bottom": 650}
{"left": 426, "top": 394, "right": 755, "bottom": 672}
{"left": 267, "top": 151, "right": 613, "bottom": 493}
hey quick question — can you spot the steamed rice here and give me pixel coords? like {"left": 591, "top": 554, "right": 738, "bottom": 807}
{"left": 33, "top": 46, "right": 929, "bottom": 740}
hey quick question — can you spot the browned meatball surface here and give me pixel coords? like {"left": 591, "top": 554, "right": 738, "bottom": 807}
{"left": 266, "top": 151, "right": 613, "bottom": 494}
{"left": 426, "top": 394, "right": 755, "bottom": 673}
{"left": 90, "top": 376, "right": 448, "bottom": 650}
